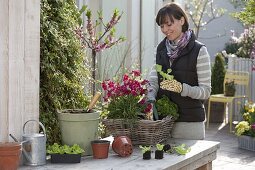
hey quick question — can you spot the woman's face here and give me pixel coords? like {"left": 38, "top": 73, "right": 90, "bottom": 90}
{"left": 160, "top": 16, "right": 184, "bottom": 43}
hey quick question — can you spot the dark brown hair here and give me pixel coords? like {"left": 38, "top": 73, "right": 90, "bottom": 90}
{"left": 156, "top": 3, "right": 189, "bottom": 32}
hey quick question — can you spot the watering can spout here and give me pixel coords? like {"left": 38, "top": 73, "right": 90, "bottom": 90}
{"left": 9, "top": 134, "right": 18, "bottom": 142}
{"left": 9, "top": 134, "right": 33, "bottom": 162}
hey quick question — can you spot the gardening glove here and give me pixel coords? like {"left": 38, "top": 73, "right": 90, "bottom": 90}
{"left": 160, "top": 79, "right": 182, "bottom": 93}
{"left": 147, "top": 100, "right": 159, "bottom": 120}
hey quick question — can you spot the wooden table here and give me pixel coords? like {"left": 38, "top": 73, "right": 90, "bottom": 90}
{"left": 20, "top": 139, "right": 220, "bottom": 170}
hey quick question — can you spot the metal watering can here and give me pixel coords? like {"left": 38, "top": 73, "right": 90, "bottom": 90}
{"left": 22, "top": 120, "right": 47, "bottom": 166}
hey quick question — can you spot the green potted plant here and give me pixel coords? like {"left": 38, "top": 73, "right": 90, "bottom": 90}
{"left": 139, "top": 145, "right": 152, "bottom": 160}
{"left": 224, "top": 80, "right": 236, "bottom": 96}
{"left": 155, "top": 95, "right": 179, "bottom": 120}
{"left": 57, "top": 92, "right": 101, "bottom": 156}
{"left": 40, "top": 0, "right": 91, "bottom": 146}
{"left": 47, "top": 143, "right": 85, "bottom": 163}
{"left": 102, "top": 70, "right": 151, "bottom": 121}
{"left": 155, "top": 144, "right": 164, "bottom": 159}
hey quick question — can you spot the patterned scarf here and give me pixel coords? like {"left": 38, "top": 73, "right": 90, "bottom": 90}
{"left": 166, "top": 29, "right": 192, "bottom": 62}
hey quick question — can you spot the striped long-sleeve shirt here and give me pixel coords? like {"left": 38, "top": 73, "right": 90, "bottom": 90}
{"left": 147, "top": 46, "right": 211, "bottom": 101}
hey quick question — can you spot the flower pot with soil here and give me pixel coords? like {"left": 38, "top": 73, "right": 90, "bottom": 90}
{"left": 155, "top": 144, "right": 164, "bottom": 159}
{"left": 139, "top": 145, "right": 151, "bottom": 160}
{"left": 224, "top": 80, "right": 236, "bottom": 96}
{"left": 91, "top": 140, "right": 110, "bottom": 159}
{"left": 0, "top": 142, "right": 22, "bottom": 170}
{"left": 58, "top": 92, "right": 101, "bottom": 156}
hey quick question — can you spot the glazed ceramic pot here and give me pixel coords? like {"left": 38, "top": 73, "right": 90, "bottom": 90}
{"left": 0, "top": 142, "right": 21, "bottom": 170}
{"left": 112, "top": 136, "right": 133, "bottom": 157}
{"left": 91, "top": 140, "right": 110, "bottom": 159}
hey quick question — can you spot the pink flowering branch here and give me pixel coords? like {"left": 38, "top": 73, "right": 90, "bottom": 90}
{"left": 75, "top": 6, "right": 126, "bottom": 95}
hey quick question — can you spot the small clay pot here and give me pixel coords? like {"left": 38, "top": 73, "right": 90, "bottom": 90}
{"left": 0, "top": 142, "right": 22, "bottom": 170}
{"left": 155, "top": 150, "right": 164, "bottom": 159}
{"left": 91, "top": 140, "right": 110, "bottom": 159}
{"left": 143, "top": 151, "right": 151, "bottom": 160}
{"left": 112, "top": 136, "right": 133, "bottom": 157}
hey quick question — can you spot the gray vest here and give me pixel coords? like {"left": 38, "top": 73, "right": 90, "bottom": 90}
{"left": 156, "top": 34, "right": 205, "bottom": 122}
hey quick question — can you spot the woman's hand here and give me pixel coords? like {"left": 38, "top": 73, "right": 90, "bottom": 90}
{"left": 160, "top": 79, "right": 182, "bottom": 93}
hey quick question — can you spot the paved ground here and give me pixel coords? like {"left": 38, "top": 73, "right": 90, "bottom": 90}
{"left": 19, "top": 122, "right": 255, "bottom": 170}
{"left": 206, "top": 123, "right": 255, "bottom": 170}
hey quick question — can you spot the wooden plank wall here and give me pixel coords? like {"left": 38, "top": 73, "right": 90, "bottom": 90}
{"left": 0, "top": 0, "right": 40, "bottom": 142}
{"left": 228, "top": 56, "right": 255, "bottom": 120}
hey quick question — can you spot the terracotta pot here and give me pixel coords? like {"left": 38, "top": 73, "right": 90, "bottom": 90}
{"left": 112, "top": 136, "right": 133, "bottom": 157}
{"left": 91, "top": 140, "right": 110, "bottom": 159}
{"left": 0, "top": 142, "right": 22, "bottom": 170}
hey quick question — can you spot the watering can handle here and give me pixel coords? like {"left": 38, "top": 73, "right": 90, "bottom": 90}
{"left": 23, "top": 120, "right": 46, "bottom": 138}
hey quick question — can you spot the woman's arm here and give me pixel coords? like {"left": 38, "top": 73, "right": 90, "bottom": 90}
{"left": 147, "top": 64, "right": 159, "bottom": 101}
{"left": 181, "top": 46, "right": 212, "bottom": 100}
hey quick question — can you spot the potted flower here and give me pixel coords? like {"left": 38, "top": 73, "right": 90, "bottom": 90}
{"left": 47, "top": 143, "right": 85, "bottom": 163}
{"left": 155, "top": 144, "right": 164, "bottom": 159}
{"left": 235, "top": 101, "right": 255, "bottom": 151}
{"left": 102, "top": 70, "right": 152, "bottom": 121}
{"left": 102, "top": 70, "right": 152, "bottom": 139}
{"left": 224, "top": 80, "right": 236, "bottom": 96}
{"left": 139, "top": 145, "right": 151, "bottom": 160}
{"left": 102, "top": 70, "right": 176, "bottom": 145}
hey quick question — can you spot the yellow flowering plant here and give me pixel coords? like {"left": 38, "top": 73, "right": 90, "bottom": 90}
{"left": 235, "top": 101, "right": 255, "bottom": 137}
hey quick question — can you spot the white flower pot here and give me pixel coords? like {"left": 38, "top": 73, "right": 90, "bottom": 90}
{"left": 238, "top": 135, "right": 255, "bottom": 151}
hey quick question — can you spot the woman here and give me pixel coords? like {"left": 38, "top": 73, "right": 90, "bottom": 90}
{"left": 147, "top": 3, "right": 211, "bottom": 140}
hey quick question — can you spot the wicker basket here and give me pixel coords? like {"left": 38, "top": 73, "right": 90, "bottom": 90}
{"left": 102, "top": 116, "right": 175, "bottom": 145}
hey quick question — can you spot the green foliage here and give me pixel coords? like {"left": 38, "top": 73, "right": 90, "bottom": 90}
{"left": 107, "top": 95, "right": 145, "bottom": 120}
{"left": 225, "top": 80, "right": 236, "bottom": 91}
{"left": 232, "top": 0, "right": 255, "bottom": 26}
{"left": 156, "top": 144, "right": 164, "bottom": 151}
{"left": 47, "top": 143, "right": 85, "bottom": 154}
{"left": 211, "top": 53, "right": 226, "bottom": 94}
{"left": 224, "top": 42, "right": 241, "bottom": 54}
{"left": 173, "top": 144, "right": 191, "bottom": 155}
{"left": 40, "top": 0, "right": 90, "bottom": 145}
{"left": 139, "top": 145, "right": 151, "bottom": 154}
{"left": 155, "top": 64, "right": 174, "bottom": 80}
{"left": 156, "top": 95, "right": 179, "bottom": 119}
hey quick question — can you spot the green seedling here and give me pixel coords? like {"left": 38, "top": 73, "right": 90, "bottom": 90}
{"left": 156, "top": 143, "right": 164, "bottom": 151}
{"left": 173, "top": 144, "right": 191, "bottom": 155}
{"left": 155, "top": 64, "right": 174, "bottom": 81}
{"left": 139, "top": 145, "right": 151, "bottom": 154}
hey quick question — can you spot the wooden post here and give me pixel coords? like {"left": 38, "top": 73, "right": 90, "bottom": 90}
{"left": 0, "top": 0, "right": 40, "bottom": 142}
{"left": 0, "top": 0, "right": 9, "bottom": 142}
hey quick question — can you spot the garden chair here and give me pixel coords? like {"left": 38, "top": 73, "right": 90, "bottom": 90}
{"left": 206, "top": 70, "right": 250, "bottom": 132}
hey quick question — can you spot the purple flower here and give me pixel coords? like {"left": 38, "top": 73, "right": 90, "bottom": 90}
{"left": 251, "top": 124, "right": 255, "bottom": 130}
